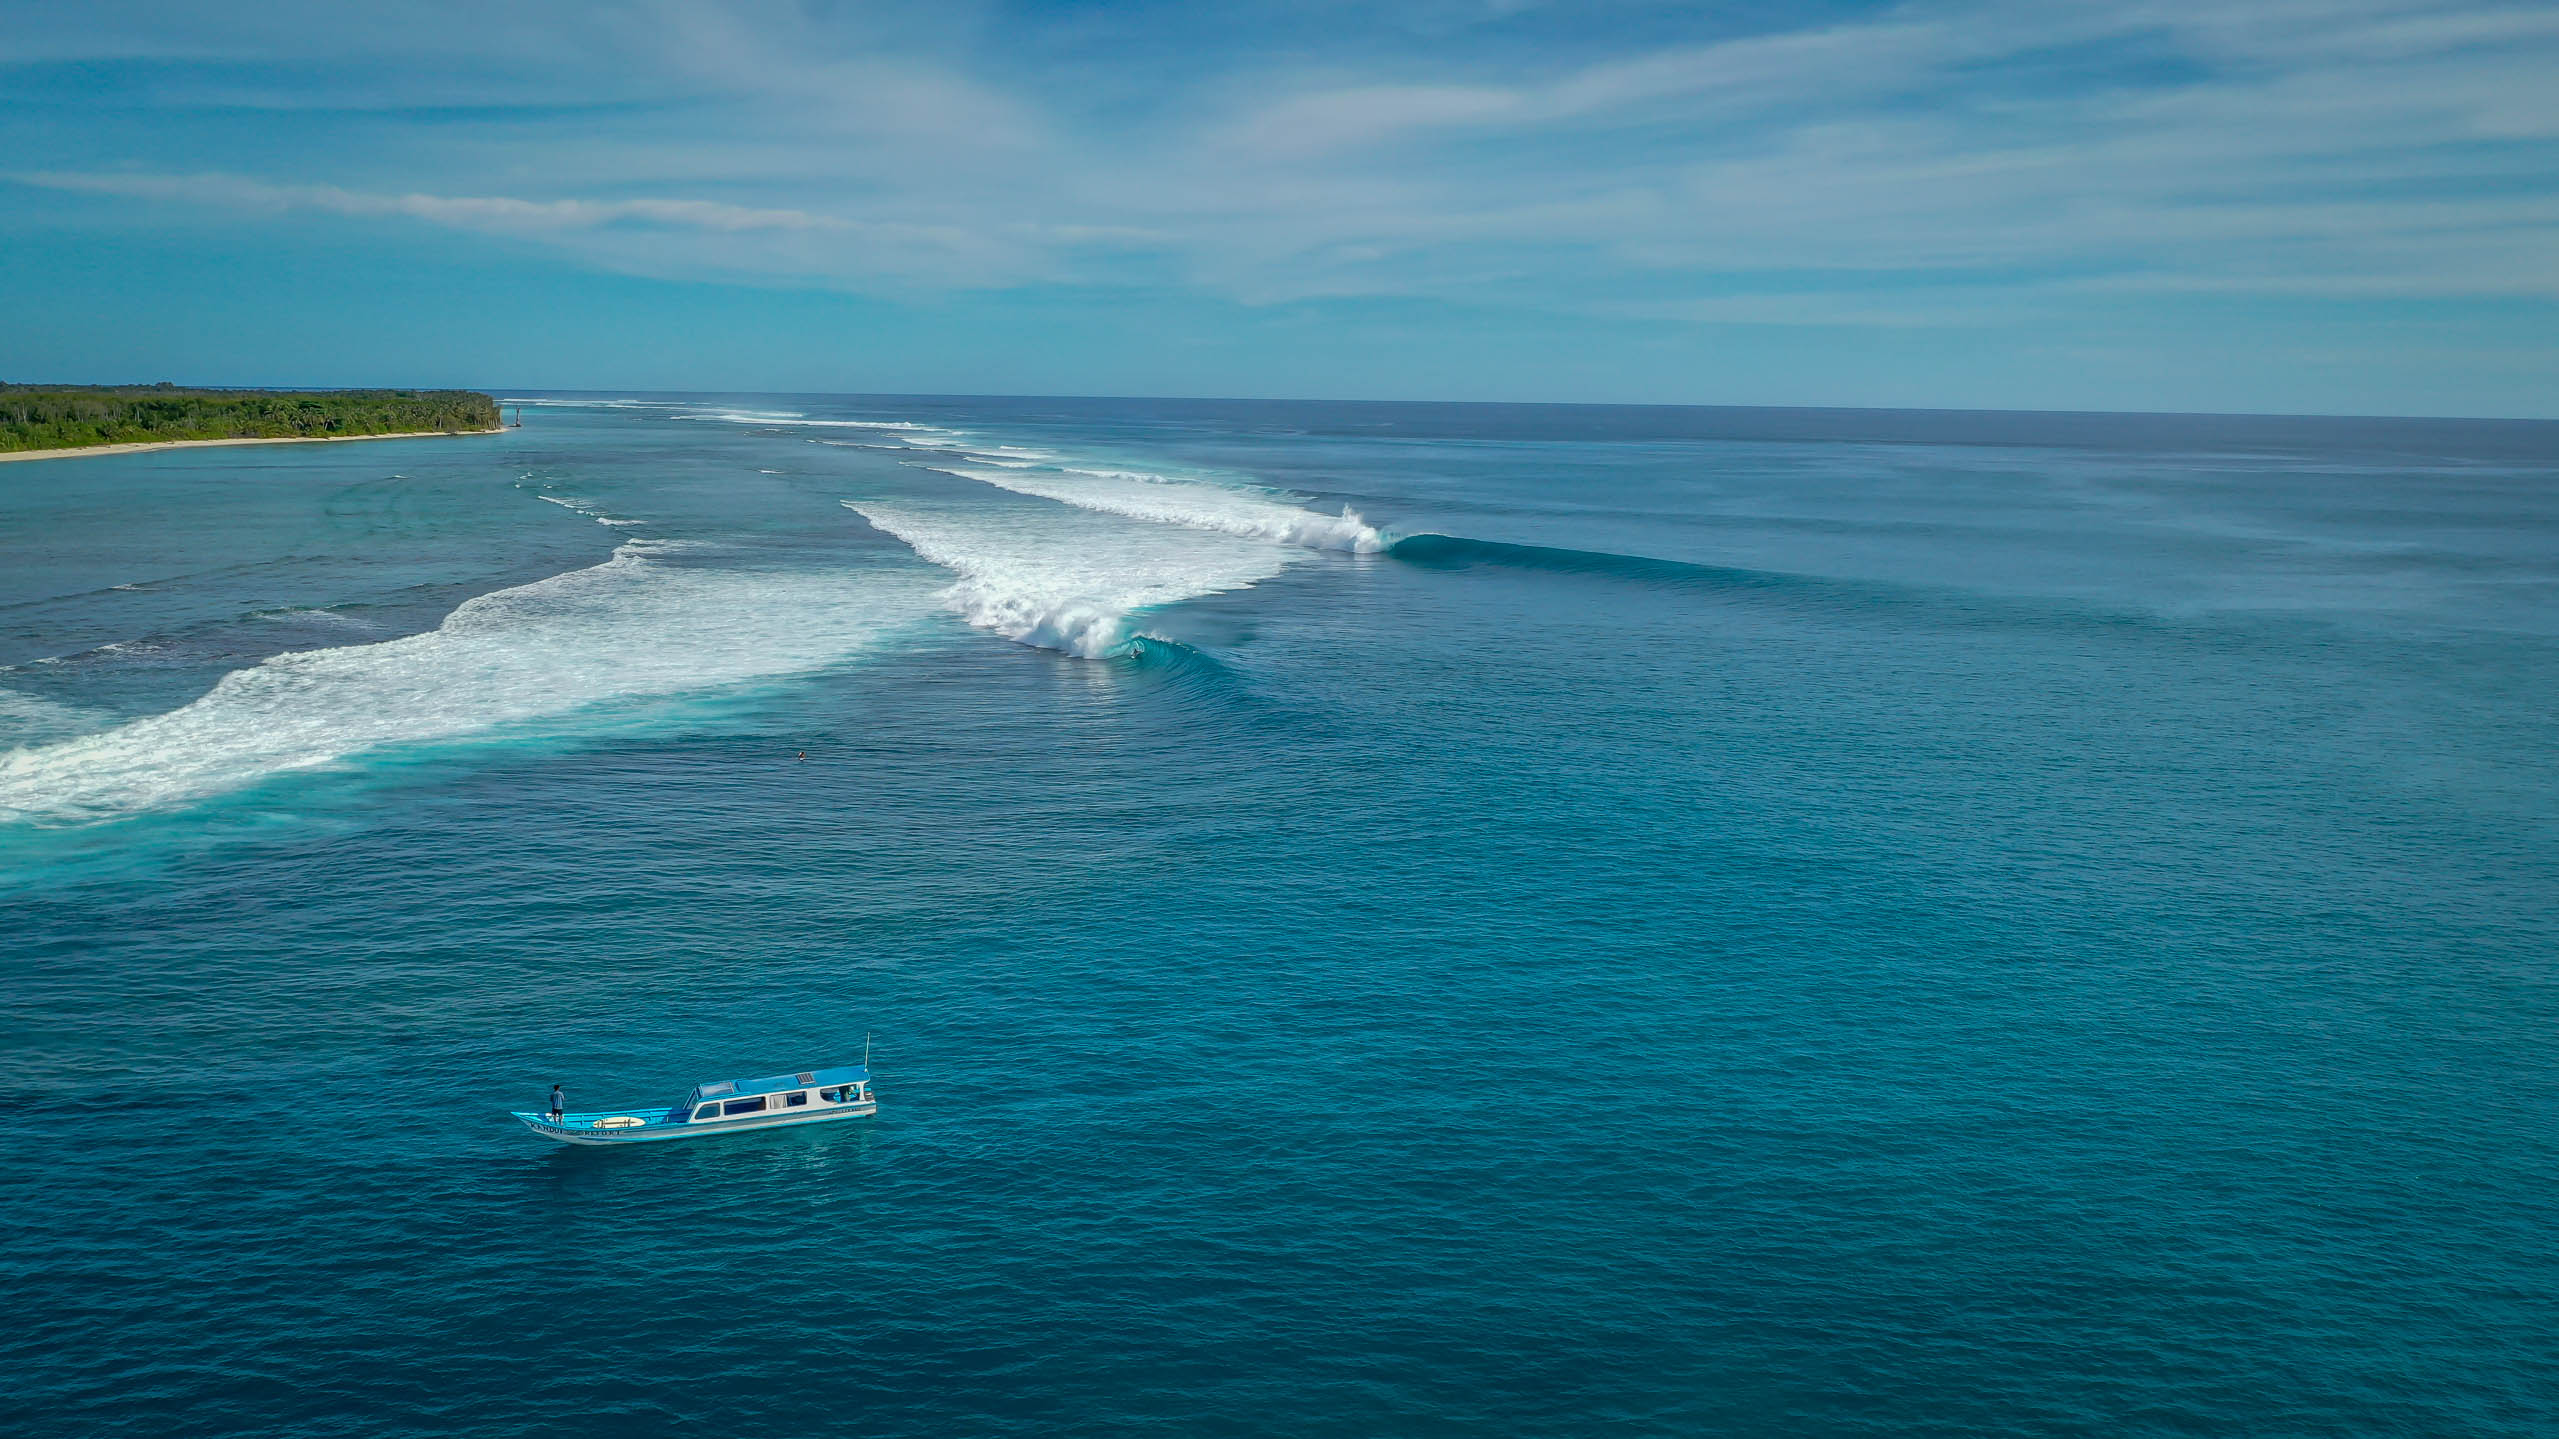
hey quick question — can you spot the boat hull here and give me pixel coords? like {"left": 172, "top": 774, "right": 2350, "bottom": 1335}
{"left": 513, "top": 1102, "right": 876, "bottom": 1146}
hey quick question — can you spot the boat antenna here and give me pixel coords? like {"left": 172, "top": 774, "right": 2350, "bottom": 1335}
{"left": 864, "top": 1031, "right": 871, "bottom": 1068}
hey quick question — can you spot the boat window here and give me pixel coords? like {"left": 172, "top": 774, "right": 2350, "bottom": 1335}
{"left": 723, "top": 1097, "right": 767, "bottom": 1116}
{"left": 692, "top": 1105, "right": 720, "bottom": 1121}
{"left": 786, "top": 1091, "right": 809, "bottom": 1107}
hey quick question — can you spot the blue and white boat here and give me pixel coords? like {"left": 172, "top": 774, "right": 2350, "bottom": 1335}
{"left": 512, "top": 1064, "right": 877, "bottom": 1145}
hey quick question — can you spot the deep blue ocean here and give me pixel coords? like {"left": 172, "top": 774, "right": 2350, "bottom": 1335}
{"left": 5, "top": 395, "right": 2556, "bottom": 1436}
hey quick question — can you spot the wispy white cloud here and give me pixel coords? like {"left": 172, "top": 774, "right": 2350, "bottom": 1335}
{"left": 9, "top": 0, "right": 2559, "bottom": 315}
{"left": 1213, "top": 84, "right": 1523, "bottom": 158}
{"left": 19, "top": 172, "right": 847, "bottom": 233}
{"left": 1153, "top": 0, "right": 2559, "bottom": 304}
{"left": 11, "top": 170, "right": 1049, "bottom": 286}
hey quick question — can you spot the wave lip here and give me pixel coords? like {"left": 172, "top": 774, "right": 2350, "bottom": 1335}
{"left": 928, "top": 463, "right": 1386, "bottom": 553}
{"left": 847, "top": 500, "right": 1289, "bottom": 659}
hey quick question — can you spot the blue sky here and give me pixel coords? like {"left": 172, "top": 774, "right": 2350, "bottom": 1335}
{"left": 5, "top": 0, "right": 2556, "bottom": 416}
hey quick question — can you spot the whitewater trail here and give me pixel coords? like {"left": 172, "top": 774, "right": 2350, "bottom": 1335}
{"left": 0, "top": 534, "right": 936, "bottom": 824}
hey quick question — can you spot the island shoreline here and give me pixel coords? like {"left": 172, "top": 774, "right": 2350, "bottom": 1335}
{"left": 0, "top": 427, "right": 506, "bottom": 464}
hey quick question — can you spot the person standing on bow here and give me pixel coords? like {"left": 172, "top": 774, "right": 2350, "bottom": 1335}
{"left": 548, "top": 1084, "right": 566, "bottom": 1123}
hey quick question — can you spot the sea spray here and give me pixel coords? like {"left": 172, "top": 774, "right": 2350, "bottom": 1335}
{"left": 846, "top": 500, "right": 1292, "bottom": 659}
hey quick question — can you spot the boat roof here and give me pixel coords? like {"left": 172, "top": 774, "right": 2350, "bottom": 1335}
{"left": 688, "top": 1066, "right": 868, "bottom": 1101}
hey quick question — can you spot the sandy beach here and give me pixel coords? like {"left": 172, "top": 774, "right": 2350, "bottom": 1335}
{"left": 0, "top": 427, "right": 504, "bottom": 464}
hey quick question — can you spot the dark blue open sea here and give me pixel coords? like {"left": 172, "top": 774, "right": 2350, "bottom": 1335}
{"left": 5, "top": 396, "right": 2557, "bottom": 1437}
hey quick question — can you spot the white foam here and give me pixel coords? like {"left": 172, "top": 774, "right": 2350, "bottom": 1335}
{"left": 679, "top": 411, "right": 962, "bottom": 443}
{"left": 0, "top": 690, "right": 113, "bottom": 747}
{"left": 536, "top": 494, "right": 646, "bottom": 528}
{"left": 926, "top": 464, "right": 1386, "bottom": 553}
{"left": 253, "top": 608, "right": 379, "bottom": 632}
{"left": 0, "top": 541, "right": 936, "bottom": 824}
{"left": 847, "top": 499, "right": 1289, "bottom": 659}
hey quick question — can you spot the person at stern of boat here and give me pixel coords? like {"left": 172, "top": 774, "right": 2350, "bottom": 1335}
{"left": 549, "top": 1085, "right": 566, "bottom": 1123}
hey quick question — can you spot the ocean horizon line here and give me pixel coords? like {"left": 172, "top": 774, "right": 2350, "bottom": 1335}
{"left": 480, "top": 386, "right": 2559, "bottom": 429}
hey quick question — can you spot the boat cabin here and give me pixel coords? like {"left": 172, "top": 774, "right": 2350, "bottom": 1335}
{"left": 681, "top": 1066, "right": 871, "bottom": 1123}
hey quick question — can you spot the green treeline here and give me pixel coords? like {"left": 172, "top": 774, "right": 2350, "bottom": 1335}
{"left": 0, "top": 383, "right": 501, "bottom": 452}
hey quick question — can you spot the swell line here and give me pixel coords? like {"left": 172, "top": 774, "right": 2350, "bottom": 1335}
{"left": 1386, "top": 531, "right": 2306, "bottom": 650}
{"left": 1386, "top": 533, "right": 1799, "bottom": 590}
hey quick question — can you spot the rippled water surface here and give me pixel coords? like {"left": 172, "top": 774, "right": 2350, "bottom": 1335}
{"left": 6, "top": 396, "right": 2557, "bottom": 1436}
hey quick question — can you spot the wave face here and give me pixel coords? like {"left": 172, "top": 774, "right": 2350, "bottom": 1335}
{"left": 846, "top": 500, "right": 1290, "bottom": 658}
{"left": 1387, "top": 532, "right": 1783, "bottom": 589}
{"left": 926, "top": 463, "right": 1386, "bottom": 553}
{"left": 0, "top": 541, "right": 932, "bottom": 824}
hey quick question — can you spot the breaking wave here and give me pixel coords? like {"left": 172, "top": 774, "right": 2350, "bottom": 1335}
{"left": 811, "top": 416, "right": 1389, "bottom": 658}
{"left": 846, "top": 500, "right": 1290, "bottom": 659}
{"left": 0, "top": 538, "right": 934, "bottom": 825}
{"left": 923, "top": 464, "right": 1386, "bottom": 553}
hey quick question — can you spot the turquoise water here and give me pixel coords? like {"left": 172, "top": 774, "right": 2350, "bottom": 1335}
{"left": 5, "top": 397, "right": 2556, "bottom": 1436}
